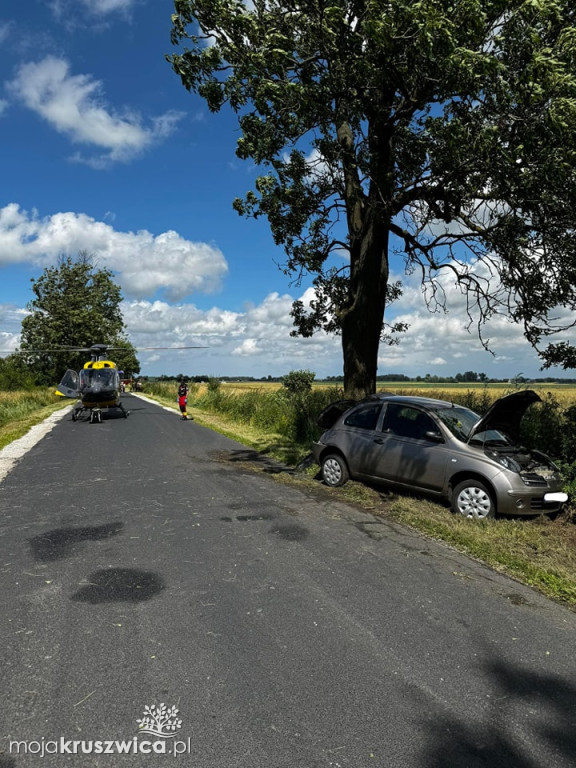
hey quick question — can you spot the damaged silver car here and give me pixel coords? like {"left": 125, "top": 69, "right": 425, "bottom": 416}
{"left": 312, "top": 391, "right": 568, "bottom": 519}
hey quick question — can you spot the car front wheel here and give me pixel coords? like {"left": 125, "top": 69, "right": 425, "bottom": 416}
{"left": 452, "top": 479, "right": 495, "bottom": 519}
{"left": 321, "top": 453, "right": 349, "bottom": 487}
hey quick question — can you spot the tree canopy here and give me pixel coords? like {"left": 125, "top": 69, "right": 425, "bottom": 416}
{"left": 19, "top": 253, "right": 140, "bottom": 384}
{"left": 169, "top": 0, "right": 576, "bottom": 397}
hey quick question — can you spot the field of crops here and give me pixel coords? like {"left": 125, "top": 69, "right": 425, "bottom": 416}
{"left": 218, "top": 379, "right": 576, "bottom": 406}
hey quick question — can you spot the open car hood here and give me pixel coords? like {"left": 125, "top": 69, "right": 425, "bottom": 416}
{"left": 467, "top": 390, "right": 541, "bottom": 443}
{"left": 316, "top": 399, "right": 357, "bottom": 429}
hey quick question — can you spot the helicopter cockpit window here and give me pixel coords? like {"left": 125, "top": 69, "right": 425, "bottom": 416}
{"left": 79, "top": 368, "right": 118, "bottom": 393}
{"left": 60, "top": 369, "right": 79, "bottom": 391}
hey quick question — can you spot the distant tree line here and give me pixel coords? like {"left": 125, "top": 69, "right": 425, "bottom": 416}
{"left": 150, "top": 372, "right": 576, "bottom": 385}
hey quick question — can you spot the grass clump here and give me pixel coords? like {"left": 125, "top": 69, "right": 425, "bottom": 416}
{"left": 145, "top": 378, "right": 342, "bottom": 459}
{"left": 0, "top": 389, "right": 70, "bottom": 450}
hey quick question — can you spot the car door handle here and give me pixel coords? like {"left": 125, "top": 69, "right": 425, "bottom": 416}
{"left": 373, "top": 438, "right": 385, "bottom": 444}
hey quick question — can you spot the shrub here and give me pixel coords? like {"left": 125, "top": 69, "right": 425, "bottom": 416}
{"left": 207, "top": 377, "right": 221, "bottom": 393}
{"left": 281, "top": 369, "right": 315, "bottom": 395}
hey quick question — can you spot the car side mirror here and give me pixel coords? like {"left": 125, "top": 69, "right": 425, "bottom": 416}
{"left": 424, "top": 430, "right": 444, "bottom": 443}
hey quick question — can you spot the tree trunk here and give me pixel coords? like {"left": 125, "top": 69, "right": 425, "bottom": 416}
{"left": 341, "top": 226, "right": 390, "bottom": 400}
{"left": 337, "top": 109, "right": 392, "bottom": 400}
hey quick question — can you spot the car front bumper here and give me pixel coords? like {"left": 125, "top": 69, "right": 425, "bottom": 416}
{"left": 502, "top": 488, "right": 568, "bottom": 515}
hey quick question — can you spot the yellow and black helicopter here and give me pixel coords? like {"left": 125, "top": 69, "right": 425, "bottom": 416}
{"left": 51, "top": 343, "right": 205, "bottom": 423}
{"left": 54, "top": 343, "right": 129, "bottom": 423}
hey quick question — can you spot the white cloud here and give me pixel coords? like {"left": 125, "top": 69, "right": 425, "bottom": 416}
{"left": 49, "top": 0, "right": 136, "bottom": 20}
{"left": 0, "top": 305, "right": 28, "bottom": 354}
{"left": 120, "top": 292, "right": 341, "bottom": 377}
{"left": 0, "top": 21, "right": 13, "bottom": 44}
{"left": 84, "top": 0, "right": 136, "bottom": 13}
{"left": 232, "top": 338, "right": 262, "bottom": 356}
{"left": 123, "top": 299, "right": 241, "bottom": 340}
{"left": 7, "top": 57, "right": 184, "bottom": 167}
{"left": 0, "top": 204, "right": 228, "bottom": 300}
{"left": 375, "top": 263, "right": 573, "bottom": 376}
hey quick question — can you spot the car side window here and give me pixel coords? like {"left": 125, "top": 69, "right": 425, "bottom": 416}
{"left": 381, "top": 404, "right": 437, "bottom": 440}
{"left": 343, "top": 402, "right": 382, "bottom": 430}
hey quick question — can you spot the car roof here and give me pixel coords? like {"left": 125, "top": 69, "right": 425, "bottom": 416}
{"left": 366, "top": 393, "right": 456, "bottom": 410}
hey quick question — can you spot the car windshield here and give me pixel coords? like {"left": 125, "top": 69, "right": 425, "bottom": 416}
{"left": 435, "top": 406, "right": 512, "bottom": 445}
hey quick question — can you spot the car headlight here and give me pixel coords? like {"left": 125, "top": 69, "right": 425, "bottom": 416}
{"left": 489, "top": 452, "right": 521, "bottom": 472}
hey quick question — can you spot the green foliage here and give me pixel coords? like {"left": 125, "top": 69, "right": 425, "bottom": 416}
{"left": 206, "top": 377, "right": 221, "bottom": 393}
{"left": 0, "top": 388, "right": 62, "bottom": 428}
{"left": 281, "top": 369, "right": 315, "bottom": 395}
{"left": 151, "top": 378, "right": 344, "bottom": 446}
{"left": 0, "top": 355, "right": 37, "bottom": 391}
{"left": 18, "top": 252, "right": 138, "bottom": 384}
{"left": 170, "top": 1, "right": 576, "bottom": 397}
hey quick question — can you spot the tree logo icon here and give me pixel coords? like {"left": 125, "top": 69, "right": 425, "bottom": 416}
{"left": 137, "top": 704, "right": 182, "bottom": 738}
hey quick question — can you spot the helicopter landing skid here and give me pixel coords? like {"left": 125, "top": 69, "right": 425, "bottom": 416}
{"left": 71, "top": 404, "right": 129, "bottom": 423}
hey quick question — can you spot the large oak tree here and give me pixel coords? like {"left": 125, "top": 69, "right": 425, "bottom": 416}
{"left": 19, "top": 253, "right": 140, "bottom": 384}
{"left": 169, "top": 0, "right": 576, "bottom": 398}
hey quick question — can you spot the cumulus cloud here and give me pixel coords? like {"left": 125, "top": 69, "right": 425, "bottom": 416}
{"left": 375, "top": 263, "right": 568, "bottom": 375}
{"left": 121, "top": 292, "right": 341, "bottom": 376}
{"left": 49, "top": 0, "right": 137, "bottom": 20}
{"left": 7, "top": 57, "right": 184, "bottom": 167}
{"left": 0, "top": 305, "right": 28, "bottom": 354}
{"left": 0, "top": 204, "right": 228, "bottom": 300}
{"left": 0, "top": 21, "right": 13, "bottom": 44}
{"left": 84, "top": 0, "right": 137, "bottom": 13}
{"left": 119, "top": 274, "right": 563, "bottom": 379}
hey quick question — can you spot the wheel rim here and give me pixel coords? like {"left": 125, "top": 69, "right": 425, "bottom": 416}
{"left": 456, "top": 486, "right": 492, "bottom": 519}
{"left": 323, "top": 457, "right": 343, "bottom": 485}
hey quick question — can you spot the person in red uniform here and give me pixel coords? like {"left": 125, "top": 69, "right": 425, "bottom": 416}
{"left": 177, "top": 380, "right": 189, "bottom": 420}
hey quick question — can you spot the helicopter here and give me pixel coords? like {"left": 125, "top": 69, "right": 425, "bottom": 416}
{"left": 54, "top": 343, "right": 130, "bottom": 423}
{"left": 49, "top": 342, "right": 206, "bottom": 424}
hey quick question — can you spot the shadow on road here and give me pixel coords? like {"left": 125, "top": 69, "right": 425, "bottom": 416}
{"left": 29, "top": 522, "right": 124, "bottom": 562}
{"left": 420, "top": 653, "right": 576, "bottom": 767}
{"left": 71, "top": 568, "right": 165, "bottom": 603}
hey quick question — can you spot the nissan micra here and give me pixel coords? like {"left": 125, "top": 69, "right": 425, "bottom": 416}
{"left": 312, "top": 391, "right": 568, "bottom": 519}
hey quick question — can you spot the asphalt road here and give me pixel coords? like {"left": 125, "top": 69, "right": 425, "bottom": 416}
{"left": 1, "top": 393, "right": 575, "bottom": 768}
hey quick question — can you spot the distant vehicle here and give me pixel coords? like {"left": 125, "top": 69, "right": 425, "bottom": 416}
{"left": 312, "top": 391, "right": 568, "bottom": 519}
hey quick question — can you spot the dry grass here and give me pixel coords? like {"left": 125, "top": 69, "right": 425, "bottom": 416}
{"left": 218, "top": 379, "right": 576, "bottom": 404}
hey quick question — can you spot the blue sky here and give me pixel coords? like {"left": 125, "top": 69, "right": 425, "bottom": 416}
{"left": 0, "top": 0, "right": 571, "bottom": 380}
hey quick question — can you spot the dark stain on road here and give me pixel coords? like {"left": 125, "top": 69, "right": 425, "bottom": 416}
{"left": 269, "top": 522, "right": 309, "bottom": 541}
{"left": 29, "top": 522, "right": 124, "bottom": 562}
{"left": 71, "top": 568, "right": 165, "bottom": 603}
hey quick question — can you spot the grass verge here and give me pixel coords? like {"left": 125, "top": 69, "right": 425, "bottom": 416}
{"left": 0, "top": 399, "right": 71, "bottom": 451}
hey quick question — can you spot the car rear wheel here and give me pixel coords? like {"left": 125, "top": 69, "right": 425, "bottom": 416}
{"left": 321, "top": 453, "right": 349, "bottom": 487}
{"left": 452, "top": 479, "right": 495, "bottom": 519}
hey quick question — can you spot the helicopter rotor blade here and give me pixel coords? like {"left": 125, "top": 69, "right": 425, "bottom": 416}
{"left": 2, "top": 344, "right": 209, "bottom": 353}
{"left": 133, "top": 346, "right": 209, "bottom": 350}
{"left": 5, "top": 347, "right": 96, "bottom": 354}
